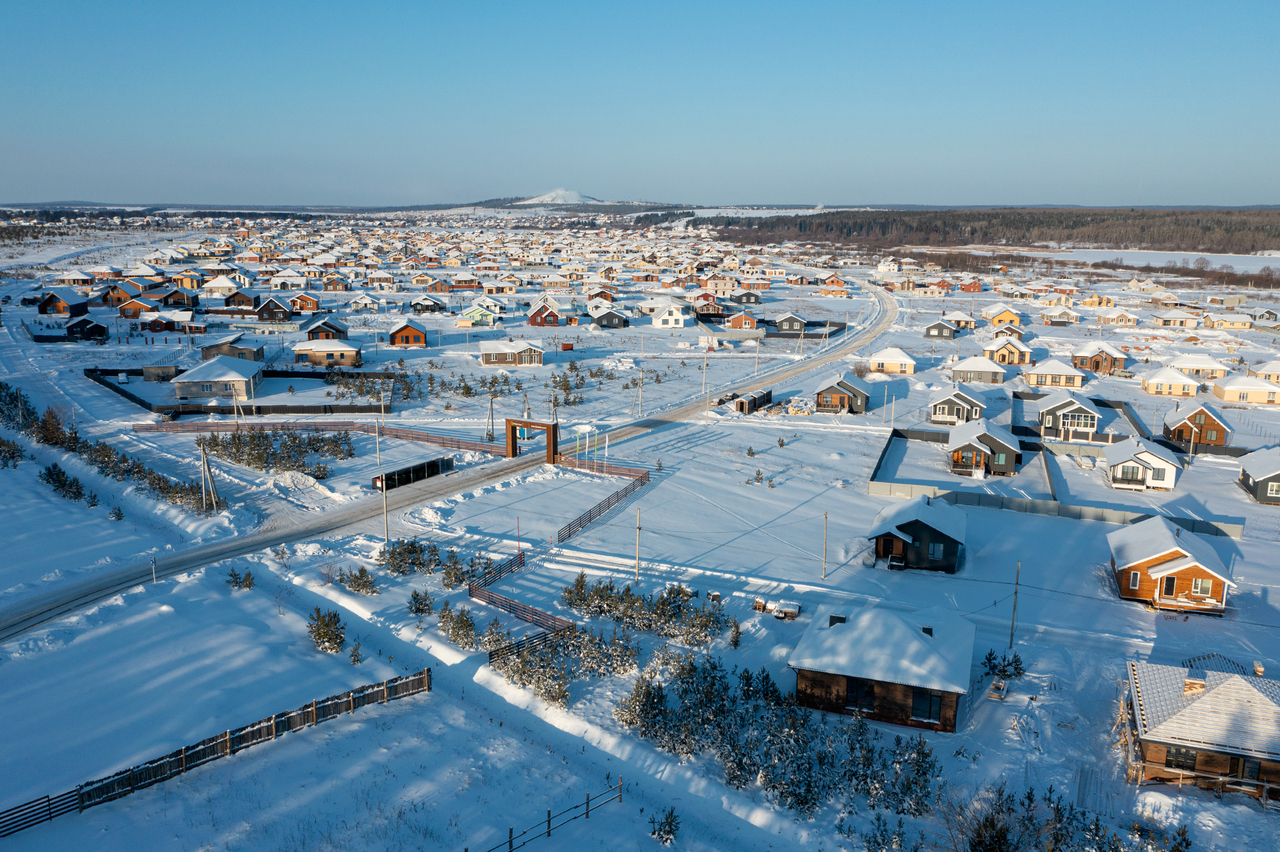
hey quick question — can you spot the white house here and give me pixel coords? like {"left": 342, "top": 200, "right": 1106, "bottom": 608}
{"left": 651, "top": 303, "right": 692, "bottom": 328}
{"left": 1104, "top": 438, "right": 1181, "bottom": 491}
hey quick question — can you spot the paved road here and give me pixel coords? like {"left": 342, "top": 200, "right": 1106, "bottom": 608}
{"left": 0, "top": 284, "right": 897, "bottom": 642}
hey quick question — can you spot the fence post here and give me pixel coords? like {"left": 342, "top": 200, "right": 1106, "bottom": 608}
{"left": 547, "top": 807, "right": 551, "bottom": 837}
{"left": 181, "top": 746, "right": 186, "bottom": 771}
{"left": 586, "top": 790, "right": 590, "bottom": 819}
{"left": 311, "top": 700, "right": 317, "bottom": 726}
{"left": 225, "top": 730, "right": 232, "bottom": 756}
{"left": 618, "top": 776, "right": 622, "bottom": 803}
{"left": 270, "top": 715, "right": 276, "bottom": 740}
{"left": 509, "top": 827, "right": 513, "bottom": 851}
{"left": 350, "top": 691, "right": 355, "bottom": 713}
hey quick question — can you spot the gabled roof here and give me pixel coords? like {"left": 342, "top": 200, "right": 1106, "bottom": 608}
{"left": 1106, "top": 516, "right": 1229, "bottom": 581}
{"left": 478, "top": 340, "right": 544, "bottom": 355}
{"left": 1168, "top": 353, "right": 1228, "bottom": 371}
{"left": 1162, "top": 400, "right": 1230, "bottom": 432}
{"left": 984, "top": 336, "right": 1031, "bottom": 352}
{"left": 171, "top": 355, "right": 263, "bottom": 384}
{"left": 869, "top": 346, "right": 916, "bottom": 364}
{"left": 814, "top": 370, "right": 872, "bottom": 398}
{"left": 1024, "top": 358, "right": 1084, "bottom": 377}
{"left": 1239, "top": 447, "right": 1280, "bottom": 482}
{"left": 951, "top": 355, "right": 1006, "bottom": 375}
{"left": 788, "top": 605, "right": 975, "bottom": 694}
{"left": 1128, "top": 661, "right": 1280, "bottom": 760}
{"left": 1142, "top": 366, "right": 1197, "bottom": 385}
{"left": 1215, "top": 374, "right": 1280, "bottom": 392}
{"left": 389, "top": 319, "right": 428, "bottom": 335}
{"left": 946, "top": 418, "right": 1019, "bottom": 454}
{"left": 1104, "top": 437, "right": 1181, "bottom": 470}
{"left": 868, "top": 495, "right": 967, "bottom": 545}
{"left": 930, "top": 383, "right": 985, "bottom": 408}
{"left": 925, "top": 319, "right": 957, "bottom": 331}
{"left": 1036, "top": 389, "right": 1100, "bottom": 418}
{"left": 1072, "top": 341, "right": 1127, "bottom": 359}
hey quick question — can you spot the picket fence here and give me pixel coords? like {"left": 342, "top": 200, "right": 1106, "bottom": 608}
{"left": 0, "top": 669, "right": 431, "bottom": 838}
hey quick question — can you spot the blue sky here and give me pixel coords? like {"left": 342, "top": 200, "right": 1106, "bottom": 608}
{"left": 1, "top": 1, "right": 1277, "bottom": 207}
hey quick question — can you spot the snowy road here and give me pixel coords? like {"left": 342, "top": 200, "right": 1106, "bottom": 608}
{"left": 0, "top": 284, "right": 898, "bottom": 642}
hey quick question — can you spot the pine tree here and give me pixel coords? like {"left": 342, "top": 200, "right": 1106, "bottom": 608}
{"left": 108, "top": 506, "right": 124, "bottom": 521}
{"left": 307, "top": 607, "right": 345, "bottom": 653}
{"left": 408, "top": 589, "right": 434, "bottom": 616}
{"left": 349, "top": 642, "right": 363, "bottom": 665}
{"left": 746, "top": 446, "right": 755, "bottom": 457}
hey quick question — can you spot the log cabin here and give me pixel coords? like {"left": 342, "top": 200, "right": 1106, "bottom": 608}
{"left": 789, "top": 605, "right": 975, "bottom": 733}
{"left": 1162, "top": 401, "right": 1230, "bottom": 447}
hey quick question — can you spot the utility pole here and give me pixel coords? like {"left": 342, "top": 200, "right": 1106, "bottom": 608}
{"left": 1009, "top": 560, "right": 1021, "bottom": 650}
{"left": 822, "top": 513, "right": 828, "bottom": 580}
{"left": 634, "top": 508, "right": 641, "bottom": 583}
{"left": 381, "top": 473, "right": 389, "bottom": 545}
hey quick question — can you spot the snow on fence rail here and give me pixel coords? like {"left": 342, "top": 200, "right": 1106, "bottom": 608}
{"left": 467, "top": 780, "right": 623, "bottom": 852}
{"left": 555, "top": 459, "right": 651, "bottom": 543}
{"left": 0, "top": 668, "right": 431, "bottom": 838}
{"left": 132, "top": 420, "right": 507, "bottom": 455}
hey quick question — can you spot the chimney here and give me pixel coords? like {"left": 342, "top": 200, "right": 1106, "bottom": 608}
{"left": 1254, "top": 661, "right": 1266, "bottom": 677}
{"left": 1175, "top": 527, "right": 1181, "bottom": 538}
{"left": 921, "top": 626, "right": 934, "bottom": 637}
{"left": 829, "top": 614, "right": 847, "bottom": 628}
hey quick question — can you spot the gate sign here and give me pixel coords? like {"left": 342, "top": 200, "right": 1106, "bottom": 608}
{"left": 373, "top": 456, "right": 454, "bottom": 492}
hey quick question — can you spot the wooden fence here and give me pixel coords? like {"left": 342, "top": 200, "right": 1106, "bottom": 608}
{"left": 132, "top": 420, "right": 506, "bottom": 456}
{"left": 468, "top": 586, "right": 573, "bottom": 633}
{"left": 0, "top": 669, "right": 431, "bottom": 838}
{"left": 553, "top": 456, "right": 649, "bottom": 479}
{"left": 557, "top": 470, "right": 650, "bottom": 543}
{"left": 466, "top": 780, "right": 623, "bottom": 852}
{"left": 474, "top": 551, "right": 527, "bottom": 588}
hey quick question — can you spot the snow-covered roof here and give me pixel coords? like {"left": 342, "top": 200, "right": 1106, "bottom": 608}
{"left": 942, "top": 311, "right": 975, "bottom": 322}
{"left": 1168, "top": 353, "right": 1228, "bottom": 371}
{"left": 930, "top": 383, "right": 985, "bottom": 407}
{"left": 869, "top": 347, "right": 916, "bottom": 364}
{"left": 868, "top": 495, "right": 966, "bottom": 545}
{"left": 1162, "top": 400, "right": 1230, "bottom": 432}
{"left": 1215, "top": 375, "right": 1280, "bottom": 392}
{"left": 1036, "top": 389, "right": 1100, "bottom": 417}
{"left": 984, "top": 336, "right": 1030, "bottom": 352}
{"left": 171, "top": 355, "right": 263, "bottom": 384}
{"left": 1142, "top": 366, "right": 1197, "bottom": 386}
{"left": 788, "top": 605, "right": 975, "bottom": 695}
{"left": 1106, "top": 516, "right": 1228, "bottom": 580}
{"left": 814, "top": 370, "right": 872, "bottom": 398}
{"left": 1072, "top": 341, "right": 1126, "bottom": 359}
{"left": 1128, "top": 661, "right": 1280, "bottom": 761}
{"left": 946, "top": 418, "right": 1018, "bottom": 454}
{"left": 951, "top": 355, "right": 1006, "bottom": 375}
{"left": 1251, "top": 359, "right": 1280, "bottom": 374}
{"left": 478, "top": 340, "right": 544, "bottom": 355}
{"left": 1240, "top": 447, "right": 1280, "bottom": 481}
{"left": 293, "top": 339, "right": 359, "bottom": 353}
{"left": 1024, "top": 359, "right": 1083, "bottom": 377}
{"left": 1103, "top": 437, "right": 1180, "bottom": 470}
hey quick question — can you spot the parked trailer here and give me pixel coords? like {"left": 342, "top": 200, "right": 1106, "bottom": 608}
{"left": 372, "top": 456, "right": 454, "bottom": 492}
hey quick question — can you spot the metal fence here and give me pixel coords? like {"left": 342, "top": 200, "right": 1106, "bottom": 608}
{"left": 468, "top": 586, "right": 574, "bottom": 633}
{"left": 486, "top": 626, "right": 572, "bottom": 665}
{"left": 474, "top": 551, "right": 527, "bottom": 588}
{"left": 467, "top": 780, "right": 623, "bottom": 852}
{"left": 0, "top": 669, "right": 431, "bottom": 838}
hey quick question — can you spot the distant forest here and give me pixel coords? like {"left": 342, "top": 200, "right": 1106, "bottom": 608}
{"left": 692, "top": 208, "right": 1280, "bottom": 255}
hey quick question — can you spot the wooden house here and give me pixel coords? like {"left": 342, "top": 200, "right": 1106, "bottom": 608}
{"left": 388, "top": 320, "right": 429, "bottom": 348}
{"left": 591, "top": 308, "right": 631, "bottom": 329}
{"left": 1098, "top": 308, "right": 1140, "bottom": 326}
{"left": 1141, "top": 367, "right": 1199, "bottom": 397}
{"left": 789, "top": 605, "right": 975, "bottom": 734}
{"left": 1163, "top": 401, "right": 1230, "bottom": 447}
{"left": 946, "top": 419, "right": 1021, "bottom": 476}
{"left": 726, "top": 312, "right": 759, "bottom": 330}
{"left": 775, "top": 312, "right": 807, "bottom": 334}
{"left": 1105, "top": 438, "right": 1181, "bottom": 491}
{"left": 1108, "top": 518, "right": 1232, "bottom": 614}
{"left": 101, "top": 281, "right": 146, "bottom": 306}
{"left": 64, "top": 317, "right": 108, "bottom": 341}
{"left": 1023, "top": 359, "right": 1085, "bottom": 389}
{"left": 729, "top": 288, "right": 763, "bottom": 306}
{"left": 410, "top": 295, "right": 446, "bottom": 314}
{"left": 256, "top": 297, "right": 293, "bottom": 323}
{"left": 991, "top": 323, "right": 1025, "bottom": 341}
{"left": 37, "top": 289, "right": 89, "bottom": 317}
{"left": 928, "top": 385, "right": 985, "bottom": 426}
{"left": 1213, "top": 375, "right": 1280, "bottom": 405}
{"left": 528, "top": 304, "right": 562, "bottom": 326}
{"left": 478, "top": 341, "right": 544, "bottom": 367}
{"left": 200, "top": 332, "right": 264, "bottom": 362}
{"left": 1072, "top": 341, "right": 1127, "bottom": 375}
{"left": 289, "top": 292, "right": 320, "bottom": 313}
{"left": 119, "top": 297, "right": 161, "bottom": 318}
{"left": 813, "top": 371, "right": 872, "bottom": 414}
{"left": 1239, "top": 447, "right": 1280, "bottom": 504}
{"left": 868, "top": 495, "right": 967, "bottom": 573}
{"left": 1126, "top": 659, "right": 1280, "bottom": 798}
{"left": 301, "top": 316, "right": 349, "bottom": 341}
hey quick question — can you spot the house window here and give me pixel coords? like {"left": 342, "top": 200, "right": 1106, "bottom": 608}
{"left": 927, "top": 542, "right": 945, "bottom": 560}
{"left": 1205, "top": 430, "right": 1218, "bottom": 442}
{"left": 846, "top": 677, "right": 875, "bottom": 713}
{"left": 1162, "top": 576, "right": 1176, "bottom": 597}
{"left": 1120, "top": 465, "right": 1142, "bottom": 481}
{"left": 1151, "top": 468, "right": 1165, "bottom": 481}
{"left": 1192, "top": 578, "right": 1212, "bottom": 596}
{"left": 822, "top": 395, "right": 833, "bottom": 405}
{"left": 934, "top": 404, "right": 946, "bottom": 416}
{"left": 1036, "top": 375, "right": 1047, "bottom": 386}
{"left": 911, "top": 688, "right": 943, "bottom": 723}
{"left": 929, "top": 328, "right": 938, "bottom": 336}
{"left": 1165, "top": 747, "right": 1197, "bottom": 771}
{"left": 1193, "top": 413, "right": 1206, "bottom": 425}
{"left": 1268, "top": 482, "right": 1280, "bottom": 497}
{"left": 1129, "top": 571, "right": 1140, "bottom": 590}
{"left": 993, "top": 453, "right": 1007, "bottom": 465}
{"left": 200, "top": 383, "right": 212, "bottom": 393}
{"left": 326, "top": 353, "right": 335, "bottom": 360}
{"left": 1239, "top": 393, "right": 1249, "bottom": 402}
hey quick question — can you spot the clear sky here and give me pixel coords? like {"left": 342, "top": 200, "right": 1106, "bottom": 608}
{"left": 1, "top": 0, "right": 1277, "bottom": 207}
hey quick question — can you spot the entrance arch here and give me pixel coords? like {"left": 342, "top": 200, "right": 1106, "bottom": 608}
{"left": 505, "top": 419, "right": 559, "bottom": 462}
